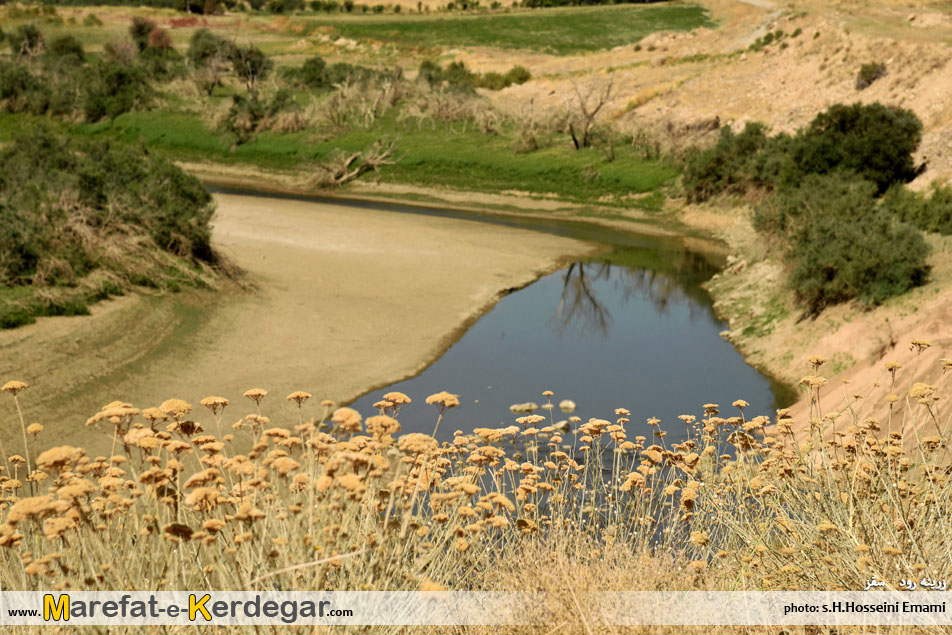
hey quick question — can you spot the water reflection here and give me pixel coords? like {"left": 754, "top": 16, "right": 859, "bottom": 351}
{"left": 552, "top": 245, "right": 720, "bottom": 338}
{"left": 350, "top": 244, "right": 794, "bottom": 441}
{"left": 552, "top": 262, "right": 614, "bottom": 337}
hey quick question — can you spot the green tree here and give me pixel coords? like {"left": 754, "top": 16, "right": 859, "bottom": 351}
{"left": 129, "top": 17, "right": 158, "bottom": 53}
{"left": 187, "top": 28, "right": 232, "bottom": 66}
{"left": 754, "top": 173, "right": 930, "bottom": 314}
{"left": 9, "top": 24, "right": 44, "bottom": 57}
{"left": 789, "top": 102, "right": 923, "bottom": 194}
{"left": 230, "top": 44, "right": 272, "bottom": 94}
{"left": 46, "top": 34, "right": 85, "bottom": 65}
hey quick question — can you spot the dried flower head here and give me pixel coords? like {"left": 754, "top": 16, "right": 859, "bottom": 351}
{"left": 200, "top": 396, "right": 229, "bottom": 415}
{"left": 286, "top": 391, "right": 312, "bottom": 406}
{"left": 1, "top": 380, "right": 29, "bottom": 396}
{"left": 243, "top": 389, "right": 268, "bottom": 406}
{"left": 426, "top": 391, "right": 460, "bottom": 409}
{"left": 159, "top": 399, "right": 192, "bottom": 420}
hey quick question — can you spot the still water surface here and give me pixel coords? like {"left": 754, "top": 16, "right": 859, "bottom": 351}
{"left": 350, "top": 241, "right": 795, "bottom": 443}
{"left": 206, "top": 186, "right": 795, "bottom": 443}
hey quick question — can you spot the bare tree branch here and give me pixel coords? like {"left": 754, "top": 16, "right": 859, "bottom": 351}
{"left": 567, "top": 75, "right": 615, "bottom": 149}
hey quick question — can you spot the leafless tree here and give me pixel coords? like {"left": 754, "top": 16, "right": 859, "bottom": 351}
{"left": 567, "top": 75, "right": 615, "bottom": 150}
{"left": 551, "top": 262, "right": 614, "bottom": 337}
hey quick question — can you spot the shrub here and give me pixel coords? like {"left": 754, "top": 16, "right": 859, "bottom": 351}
{"left": 148, "top": 27, "right": 175, "bottom": 52}
{"left": 443, "top": 61, "right": 475, "bottom": 88}
{"left": 129, "top": 17, "right": 158, "bottom": 53}
{"left": 789, "top": 102, "right": 922, "bottom": 194}
{"left": 478, "top": 71, "right": 508, "bottom": 90}
{"left": 46, "top": 34, "right": 84, "bottom": 65}
{"left": 684, "top": 103, "right": 925, "bottom": 202}
{"left": 289, "top": 55, "right": 328, "bottom": 88}
{"left": 229, "top": 44, "right": 272, "bottom": 93}
{"left": 418, "top": 59, "right": 443, "bottom": 86}
{"left": 324, "top": 62, "right": 377, "bottom": 86}
{"left": 855, "top": 62, "right": 886, "bottom": 90}
{"left": 754, "top": 174, "right": 930, "bottom": 314}
{"left": 682, "top": 122, "right": 788, "bottom": 203}
{"left": 8, "top": 24, "right": 44, "bottom": 57}
{"left": 504, "top": 65, "right": 531, "bottom": 85}
{"left": 187, "top": 28, "right": 232, "bottom": 66}
{"left": 0, "top": 126, "right": 216, "bottom": 295}
{"left": 82, "top": 61, "right": 152, "bottom": 122}
{"left": 881, "top": 183, "right": 952, "bottom": 236}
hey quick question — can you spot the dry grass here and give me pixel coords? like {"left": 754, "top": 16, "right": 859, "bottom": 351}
{"left": 0, "top": 345, "right": 951, "bottom": 632}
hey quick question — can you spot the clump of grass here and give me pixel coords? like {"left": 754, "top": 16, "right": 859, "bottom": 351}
{"left": 0, "top": 345, "right": 950, "bottom": 632}
{"left": 856, "top": 62, "right": 887, "bottom": 90}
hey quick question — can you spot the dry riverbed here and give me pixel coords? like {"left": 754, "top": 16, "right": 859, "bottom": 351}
{"left": 0, "top": 193, "right": 595, "bottom": 454}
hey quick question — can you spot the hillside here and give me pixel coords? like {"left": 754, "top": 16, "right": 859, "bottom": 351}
{"left": 473, "top": 0, "right": 952, "bottom": 439}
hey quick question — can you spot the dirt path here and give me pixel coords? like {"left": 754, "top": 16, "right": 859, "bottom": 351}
{"left": 0, "top": 194, "right": 595, "bottom": 454}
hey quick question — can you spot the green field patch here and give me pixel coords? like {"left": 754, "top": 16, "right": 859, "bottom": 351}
{"left": 306, "top": 4, "right": 714, "bottom": 54}
{"left": 68, "top": 109, "right": 677, "bottom": 207}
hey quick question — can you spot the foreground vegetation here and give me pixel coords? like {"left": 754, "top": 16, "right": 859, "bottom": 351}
{"left": 0, "top": 346, "right": 949, "bottom": 631}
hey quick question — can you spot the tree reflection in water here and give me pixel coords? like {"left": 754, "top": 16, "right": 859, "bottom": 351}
{"left": 550, "top": 247, "right": 720, "bottom": 338}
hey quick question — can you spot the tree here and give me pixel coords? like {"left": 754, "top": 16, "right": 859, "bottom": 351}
{"left": 9, "top": 24, "right": 44, "bottom": 57}
{"left": 567, "top": 75, "right": 614, "bottom": 149}
{"left": 129, "top": 17, "right": 157, "bottom": 53}
{"left": 148, "top": 28, "right": 175, "bottom": 53}
{"left": 230, "top": 44, "right": 272, "bottom": 95}
{"left": 790, "top": 102, "right": 923, "bottom": 194}
{"left": 47, "top": 35, "right": 85, "bottom": 65}
{"left": 187, "top": 28, "right": 232, "bottom": 66}
{"left": 754, "top": 173, "right": 930, "bottom": 315}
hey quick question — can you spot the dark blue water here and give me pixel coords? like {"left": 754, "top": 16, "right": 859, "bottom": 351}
{"left": 350, "top": 248, "right": 794, "bottom": 443}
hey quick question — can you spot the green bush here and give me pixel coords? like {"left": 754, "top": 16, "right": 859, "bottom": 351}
{"left": 754, "top": 174, "right": 930, "bottom": 314}
{"left": 789, "top": 102, "right": 922, "bottom": 194}
{"left": 8, "top": 24, "right": 44, "bottom": 57}
{"left": 683, "top": 103, "right": 925, "bottom": 202}
{"left": 284, "top": 55, "right": 327, "bottom": 88}
{"left": 46, "top": 34, "right": 85, "bottom": 65}
{"left": 418, "top": 59, "right": 443, "bottom": 87}
{"left": 229, "top": 44, "right": 272, "bottom": 92}
{"left": 478, "top": 71, "right": 508, "bottom": 90}
{"left": 82, "top": 61, "right": 152, "bottom": 122}
{"left": 0, "top": 63, "right": 52, "bottom": 114}
{"left": 504, "top": 65, "right": 531, "bottom": 85}
{"left": 682, "top": 122, "right": 788, "bottom": 203}
{"left": 130, "top": 16, "right": 158, "bottom": 53}
{"left": 0, "top": 126, "right": 216, "bottom": 288}
{"left": 856, "top": 62, "right": 886, "bottom": 90}
{"left": 187, "top": 28, "right": 233, "bottom": 66}
{"left": 881, "top": 183, "right": 952, "bottom": 236}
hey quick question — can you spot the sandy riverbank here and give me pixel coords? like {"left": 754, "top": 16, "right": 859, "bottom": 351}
{"left": 0, "top": 193, "right": 596, "bottom": 453}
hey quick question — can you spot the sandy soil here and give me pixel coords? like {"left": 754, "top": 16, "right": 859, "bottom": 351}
{"left": 0, "top": 194, "right": 595, "bottom": 454}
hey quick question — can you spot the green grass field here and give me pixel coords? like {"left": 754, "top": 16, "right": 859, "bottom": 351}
{"left": 58, "top": 110, "right": 677, "bottom": 208}
{"left": 307, "top": 4, "right": 714, "bottom": 54}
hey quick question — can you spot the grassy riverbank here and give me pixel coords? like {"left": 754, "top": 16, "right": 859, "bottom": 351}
{"left": 0, "top": 108, "right": 678, "bottom": 215}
